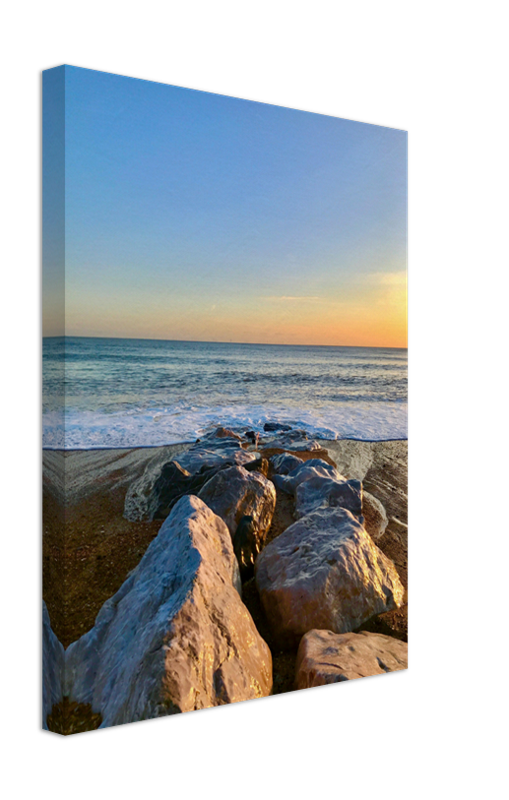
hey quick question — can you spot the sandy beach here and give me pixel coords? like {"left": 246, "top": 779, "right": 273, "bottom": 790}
{"left": 43, "top": 436, "right": 407, "bottom": 731}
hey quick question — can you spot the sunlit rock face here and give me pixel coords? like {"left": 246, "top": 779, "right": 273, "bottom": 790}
{"left": 255, "top": 507, "right": 404, "bottom": 647}
{"left": 295, "top": 629, "right": 408, "bottom": 688}
{"left": 269, "top": 453, "right": 304, "bottom": 476}
{"left": 65, "top": 496, "right": 272, "bottom": 727}
{"left": 173, "top": 439, "right": 257, "bottom": 475}
{"left": 362, "top": 491, "right": 389, "bottom": 541}
{"left": 208, "top": 426, "right": 243, "bottom": 440}
{"left": 198, "top": 465, "right": 276, "bottom": 547}
{"left": 261, "top": 429, "right": 323, "bottom": 452}
{"left": 42, "top": 601, "right": 65, "bottom": 730}
{"left": 273, "top": 458, "right": 343, "bottom": 494}
{"left": 294, "top": 475, "right": 363, "bottom": 519}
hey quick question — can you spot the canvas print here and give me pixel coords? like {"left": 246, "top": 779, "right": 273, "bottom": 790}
{"left": 42, "top": 66, "right": 408, "bottom": 734}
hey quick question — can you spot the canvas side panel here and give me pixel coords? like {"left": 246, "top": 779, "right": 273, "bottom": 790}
{"left": 42, "top": 66, "right": 66, "bottom": 732}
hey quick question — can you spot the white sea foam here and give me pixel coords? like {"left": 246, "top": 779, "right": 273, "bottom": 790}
{"left": 43, "top": 401, "right": 407, "bottom": 450}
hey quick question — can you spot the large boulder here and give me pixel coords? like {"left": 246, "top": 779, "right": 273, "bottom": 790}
{"left": 362, "top": 491, "right": 389, "bottom": 541}
{"left": 124, "top": 439, "right": 258, "bottom": 522}
{"left": 255, "top": 507, "right": 405, "bottom": 647}
{"left": 177, "top": 440, "right": 257, "bottom": 475}
{"left": 273, "top": 459, "right": 343, "bottom": 494}
{"left": 123, "top": 445, "right": 192, "bottom": 521}
{"left": 295, "top": 629, "right": 408, "bottom": 688}
{"left": 294, "top": 475, "right": 363, "bottom": 519}
{"left": 261, "top": 429, "right": 323, "bottom": 452}
{"left": 145, "top": 458, "right": 269, "bottom": 521}
{"left": 65, "top": 496, "right": 272, "bottom": 727}
{"left": 42, "top": 601, "right": 65, "bottom": 730}
{"left": 270, "top": 453, "right": 303, "bottom": 475}
{"left": 198, "top": 465, "right": 276, "bottom": 546}
{"left": 146, "top": 461, "right": 195, "bottom": 520}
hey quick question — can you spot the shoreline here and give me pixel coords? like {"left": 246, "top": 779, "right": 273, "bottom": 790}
{"left": 42, "top": 436, "right": 409, "bottom": 453}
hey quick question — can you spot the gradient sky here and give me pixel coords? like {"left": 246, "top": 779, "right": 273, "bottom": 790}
{"left": 44, "top": 66, "right": 407, "bottom": 346}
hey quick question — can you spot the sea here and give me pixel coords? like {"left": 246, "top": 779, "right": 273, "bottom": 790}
{"left": 43, "top": 337, "right": 407, "bottom": 450}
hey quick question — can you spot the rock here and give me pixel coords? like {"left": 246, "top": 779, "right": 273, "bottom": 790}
{"left": 233, "top": 516, "right": 260, "bottom": 581}
{"left": 124, "top": 436, "right": 261, "bottom": 521}
{"left": 273, "top": 458, "right": 343, "bottom": 494}
{"left": 42, "top": 601, "right": 65, "bottom": 730}
{"left": 280, "top": 440, "right": 324, "bottom": 452}
{"left": 294, "top": 476, "right": 363, "bottom": 519}
{"left": 146, "top": 457, "right": 271, "bottom": 521}
{"left": 198, "top": 465, "right": 276, "bottom": 546}
{"left": 65, "top": 496, "right": 272, "bottom": 727}
{"left": 255, "top": 507, "right": 405, "bottom": 647}
{"left": 177, "top": 440, "right": 257, "bottom": 474}
{"left": 146, "top": 460, "right": 194, "bottom": 520}
{"left": 242, "top": 457, "right": 269, "bottom": 477}
{"left": 270, "top": 453, "right": 303, "bottom": 475}
{"left": 362, "top": 491, "right": 389, "bottom": 541}
{"left": 207, "top": 426, "right": 243, "bottom": 440}
{"left": 264, "top": 422, "right": 292, "bottom": 432}
{"left": 123, "top": 445, "right": 192, "bottom": 521}
{"left": 295, "top": 629, "right": 408, "bottom": 688}
{"left": 261, "top": 429, "right": 324, "bottom": 453}
{"left": 194, "top": 436, "right": 243, "bottom": 451}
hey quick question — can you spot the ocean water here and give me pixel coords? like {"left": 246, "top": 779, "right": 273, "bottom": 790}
{"left": 43, "top": 337, "right": 407, "bottom": 449}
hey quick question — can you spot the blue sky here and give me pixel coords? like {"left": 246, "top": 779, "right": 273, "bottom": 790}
{"left": 44, "top": 65, "right": 407, "bottom": 345}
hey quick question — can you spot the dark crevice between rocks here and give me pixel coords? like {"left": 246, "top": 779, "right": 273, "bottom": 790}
{"left": 241, "top": 578, "right": 299, "bottom": 696}
{"left": 239, "top": 466, "right": 301, "bottom": 696}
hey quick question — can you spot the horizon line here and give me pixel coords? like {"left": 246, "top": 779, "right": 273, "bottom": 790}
{"left": 43, "top": 334, "right": 407, "bottom": 350}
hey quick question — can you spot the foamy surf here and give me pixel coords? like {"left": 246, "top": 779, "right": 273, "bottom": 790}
{"left": 43, "top": 401, "right": 407, "bottom": 450}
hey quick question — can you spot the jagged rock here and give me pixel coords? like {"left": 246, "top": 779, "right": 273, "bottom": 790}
{"left": 65, "top": 496, "right": 272, "bottom": 727}
{"left": 273, "top": 459, "right": 343, "bottom": 494}
{"left": 124, "top": 439, "right": 258, "bottom": 522}
{"left": 271, "top": 456, "right": 386, "bottom": 537}
{"left": 146, "top": 458, "right": 270, "bottom": 521}
{"left": 259, "top": 428, "right": 321, "bottom": 452}
{"left": 208, "top": 426, "right": 243, "bottom": 440}
{"left": 146, "top": 461, "right": 194, "bottom": 520}
{"left": 123, "top": 445, "right": 192, "bottom": 522}
{"left": 270, "top": 453, "right": 303, "bottom": 475}
{"left": 294, "top": 476, "right": 363, "bottom": 519}
{"left": 264, "top": 422, "right": 292, "bottom": 432}
{"left": 198, "top": 465, "right": 276, "bottom": 546}
{"left": 42, "top": 601, "right": 65, "bottom": 730}
{"left": 295, "top": 629, "right": 408, "bottom": 688}
{"left": 362, "top": 491, "right": 389, "bottom": 541}
{"left": 255, "top": 507, "right": 405, "bottom": 647}
{"left": 177, "top": 440, "right": 257, "bottom": 474}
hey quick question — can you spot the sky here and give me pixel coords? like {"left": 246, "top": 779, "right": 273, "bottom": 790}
{"left": 43, "top": 65, "right": 407, "bottom": 347}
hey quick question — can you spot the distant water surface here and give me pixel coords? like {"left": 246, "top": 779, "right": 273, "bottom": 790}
{"left": 43, "top": 337, "right": 407, "bottom": 449}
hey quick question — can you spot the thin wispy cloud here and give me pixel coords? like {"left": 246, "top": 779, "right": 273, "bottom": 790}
{"left": 369, "top": 271, "right": 407, "bottom": 287}
{"left": 262, "top": 295, "right": 322, "bottom": 302}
